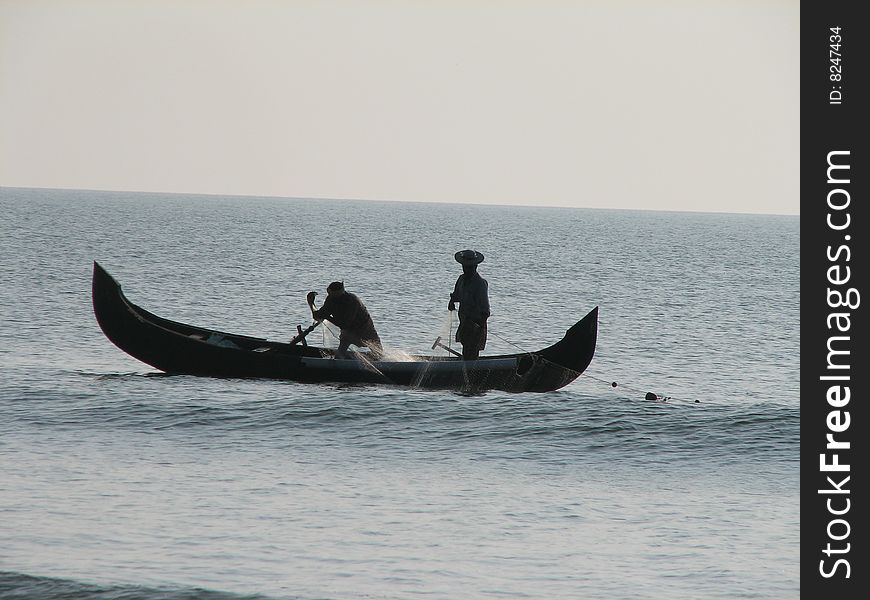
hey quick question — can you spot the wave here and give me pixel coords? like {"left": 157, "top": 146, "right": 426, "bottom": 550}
{"left": 1, "top": 374, "right": 799, "bottom": 466}
{"left": 0, "top": 571, "right": 281, "bottom": 600}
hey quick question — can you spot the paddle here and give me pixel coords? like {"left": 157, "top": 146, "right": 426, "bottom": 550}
{"left": 289, "top": 320, "right": 321, "bottom": 346}
{"left": 288, "top": 291, "right": 325, "bottom": 346}
{"left": 431, "top": 335, "right": 462, "bottom": 358}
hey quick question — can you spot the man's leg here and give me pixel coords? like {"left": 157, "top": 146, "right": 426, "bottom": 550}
{"left": 338, "top": 330, "right": 382, "bottom": 359}
{"left": 461, "top": 344, "right": 480, "bottom": 360}
{"left": 335, "top": 331, "right": 352, "bottom": 359}
{"left": 459, "top": 322, "right": 481, "bottom": 360}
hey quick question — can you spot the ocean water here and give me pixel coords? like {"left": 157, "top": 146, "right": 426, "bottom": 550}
{"left": 0, "top": 188, "right": 799, "bottom": 599}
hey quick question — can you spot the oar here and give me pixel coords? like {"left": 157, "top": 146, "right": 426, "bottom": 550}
{"left": 288, "top": 290, "right": 325, "bottom": 346}
{"left": 290, "top": 320, "right": 322, "bottom": 346}
{"left": 432, "top": 336, "right": 462, "bottom": 357}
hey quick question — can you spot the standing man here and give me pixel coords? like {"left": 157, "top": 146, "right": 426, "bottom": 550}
{"left": 448, "top": 249, "right": 490, "bottom": 360}
{"left": 307, "top": 281, "right": 382, "bottom": 359}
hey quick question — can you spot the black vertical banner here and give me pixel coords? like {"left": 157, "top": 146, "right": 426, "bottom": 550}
{"left": 802, "top": 2, "right": 867, "bottom": 597}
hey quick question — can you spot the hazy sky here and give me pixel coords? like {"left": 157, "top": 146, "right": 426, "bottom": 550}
{"left": 0, "top": 1, "right": 798, "bottom": 214}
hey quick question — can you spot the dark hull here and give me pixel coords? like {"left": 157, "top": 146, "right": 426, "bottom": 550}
{"left": 92, "top": 262, "right": 598, "bottom": 392}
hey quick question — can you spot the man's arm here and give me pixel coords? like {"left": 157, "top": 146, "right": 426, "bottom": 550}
{"left": 448, "top": 276, "right": 462, "bottom": 311}
{"left": 480, "top": 280, "right": 491, "bottom": 320}
{"left": 308, "top": 291, "right": 329, "bottom": 322}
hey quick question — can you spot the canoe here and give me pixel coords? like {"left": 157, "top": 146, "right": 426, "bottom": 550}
{"left": 91, "top": 261, "right": 598, "bottom": 392}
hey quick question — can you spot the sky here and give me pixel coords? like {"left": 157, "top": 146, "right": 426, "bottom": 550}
{"left": 0, "top": 0, "right": 799, "bottom": 215}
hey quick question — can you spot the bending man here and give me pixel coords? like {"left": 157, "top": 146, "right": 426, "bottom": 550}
{"left": 308, "top": 281, "right": 382, "bottom": 359}
{"left": 448, "top": 249, "right": 490, "bottom": 360}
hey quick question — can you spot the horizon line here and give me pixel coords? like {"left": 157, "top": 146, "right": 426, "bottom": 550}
{"left": 1, "top": 185, "right": 800, "bottom": 218}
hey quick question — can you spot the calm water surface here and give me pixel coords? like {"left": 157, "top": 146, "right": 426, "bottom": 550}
{"left": 0, "top": 188, "right": 799, "bottom": 599}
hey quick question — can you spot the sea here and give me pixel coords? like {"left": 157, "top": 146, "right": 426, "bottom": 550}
{"left": 0, "top": 187, "right": 799, "bottom": 599}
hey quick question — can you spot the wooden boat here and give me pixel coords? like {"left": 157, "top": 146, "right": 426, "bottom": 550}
{"left": 91, "top": 262, "right": 598, "bottom": 392}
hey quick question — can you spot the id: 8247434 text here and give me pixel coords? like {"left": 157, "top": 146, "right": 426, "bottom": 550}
{"left": 829, "top": 26, "right": 843, "bottom": 105}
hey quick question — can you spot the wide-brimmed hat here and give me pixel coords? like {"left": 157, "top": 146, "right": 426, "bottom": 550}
{"left": 454, "top": 249, "right": 485, "bottom": 266}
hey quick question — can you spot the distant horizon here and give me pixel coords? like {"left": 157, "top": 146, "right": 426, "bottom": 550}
{"left": 2, "top": 185, "right": 799, "bottom": 218}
